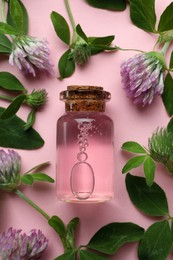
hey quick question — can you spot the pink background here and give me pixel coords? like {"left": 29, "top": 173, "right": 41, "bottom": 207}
{"left": 0, "top": 0, "right": 173, "bottom": 259}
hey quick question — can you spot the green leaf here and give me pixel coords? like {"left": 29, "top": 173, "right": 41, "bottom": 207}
{"left": 9, "top": 0, "right": 25, "bottom": 33}
{"left": 121, "top": 141, "right": 147, "bottom": 154}
{"left": 130, "top": 0, "right": 156, "bottom": 32}
{"left": 0, "top": 94, "right": 26, "bottom": 119}
{"left": 138, "top": 220, "right": 172, "bottom": 260}
{"left": 48, "top": 215, "right": 66, "bottom": 238}
{"left": 167, "top": 117, "right": 173, "bottom": 133}
{"left": 24, "top": 109, "right": 36, "bottom": 131}
{"left": 169, "top": 51, "right": 173, "bottom": 70}
{"left": 158, "top": 3, "right": 173, "bottom": 32}
{"left": 51, "top": 11, "right": 70, "bottom": 45}
{"left": 0, "top": 34, "right": 12, "bottom": 54}
{"left": 88, "top": 35, "right": 115, "bottom": 46}
{"left": 85, "top": 0, "right": 126, "bottom": 11}
{"left": 171, "top": 219, "right": 173, "bottom": 241}
{"left": 21, "top": 174, "right": 34, "bottom": 185}
{"left": 126, "top": 173, "right": 169, "bottom": 216}
{"left": 87, "top": 222, "right": 144, "bottom": 254}
{"left": 66, "top": 217, "right": 79, "bottom": 249}
{"left": 23, "top": 161, "right": 50, "bottom": 174}
{"left": 143, "top": 156, "right": 156, "bottom": 187}
{"left": 54, "top": 251, "right": 76, "bottom": 260}
{"left": 79, "top": 250, "right": 108, "bottom": 260}
{"left": 0, "top": 72, "right": 26, "bottom": 91}
{"left": 58, "top": 49, "right": 75, "bottom": 79}
{"left": 0, "top": 107, "right": 44, "bottom": 150}
{"left": 162, "top": 73, "right": 173, "bottom": 116}
{"left": 30, "top": 173, "right": 54, "bottom": 183}
{"left": 76, "top": 24, "right": 88, "bottom": 42}
{"left": 0, "top": 22, "right": 18, "bottom": 35}
{"left": 122, "top": 155, "right": 147, "bottom": 173}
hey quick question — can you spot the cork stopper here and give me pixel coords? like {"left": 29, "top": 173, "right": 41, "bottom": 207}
{"left": 60, "top": 85, "right": 111, "bottom": 112}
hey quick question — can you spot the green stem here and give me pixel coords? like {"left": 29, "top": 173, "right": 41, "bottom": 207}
{"left": 0, "top": 95, "right": 13, "bottom": 102}
{"left": 15, "top": 189, "right": 50, "bottom": 221}
{"left": 116, "top": 46, "right": 145, "bottom": 53}
{"left": 161, "top": 41, "right": 171, "bottom": 55}
{"left": 1, "top": 0, "right": 6, "bottom": 23}
{"left": 64, "top": 0, "right": 76, "bottom": 31}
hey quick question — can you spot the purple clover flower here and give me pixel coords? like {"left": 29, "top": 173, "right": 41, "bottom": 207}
{"left": 0, "top": 227, "right": 48, "bottom": 259}
{"left": 0, "top": 149, "right": 21, "bottom": 192}
{"left": 120, "top": 52, "right": 165, "bottom": 106}
{"left": 9, "top": 35, "right": 54, "bottom": 77}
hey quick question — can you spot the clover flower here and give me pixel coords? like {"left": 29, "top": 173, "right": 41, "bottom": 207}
{"left": 70, "top": 44, "right": 91, "bottom": 65}
{"left": 148, "top": 128, "right": 173, "bottom": 173}
{"left": 25, "top": 89, "right": 48, "bottom": 109}
{"left": 9, "top": 35, "right": 54, "bottom": 77}
{"left": 0, "top": 227, "right": 48, "bottom": 260}
{"left": 120, "top": 52, "right": 165, "bottom": 106}
{"left": 0, "top": 149, "right": 21, "bottom": 192}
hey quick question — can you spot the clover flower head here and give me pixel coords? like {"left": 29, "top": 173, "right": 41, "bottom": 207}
{"left": 0, "top": 149, "right": 21, "bottom": 192}
{"left": 71, "top": 44, "right": 91, "bottom": 65}
{"left": 0, "top": 227, "right": 48, "bottom": 259}
{"left": 120, "top": 52, "right": 165, "bottom": 106}
{"left": 9, "top": 35, "right": 54, "bottom": 77}
{"left": 26, "top": 89, "right": 48, "bottom": 109}
{"left": 148, "top": 128, "right": 173, "bottom": 174}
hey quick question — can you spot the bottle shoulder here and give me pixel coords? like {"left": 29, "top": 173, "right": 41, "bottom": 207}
{"left": 57, "top": 112, "right": 113, "bottom": 124}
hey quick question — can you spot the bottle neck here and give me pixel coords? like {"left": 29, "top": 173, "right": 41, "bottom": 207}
{"left": 65, "top": 100, "right": 106, "bottom": 112}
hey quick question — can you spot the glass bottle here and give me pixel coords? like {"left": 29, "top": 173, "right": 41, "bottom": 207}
{"left": 56, "top": 85, "right": 114, "bottom": 203}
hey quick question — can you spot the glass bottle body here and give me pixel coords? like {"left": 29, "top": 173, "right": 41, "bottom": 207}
{"left": 56, "top": 111, "right": 114, "bottom": 203}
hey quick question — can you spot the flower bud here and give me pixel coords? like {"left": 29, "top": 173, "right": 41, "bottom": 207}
{"left": 148, "top": 128, "right": 173, "bottom": 174}
{"left": 0, "top": 150, "right": 21, "bottom": 192}
{"left": 25, "top": 89, "right": 48, "bottom": 109}
{"left": 71, "top": 44, "right": 91, "bottom": 65}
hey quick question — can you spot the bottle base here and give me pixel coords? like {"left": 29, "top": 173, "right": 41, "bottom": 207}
{"left": 58, "top": 194, "right": 113, "bottom": 203}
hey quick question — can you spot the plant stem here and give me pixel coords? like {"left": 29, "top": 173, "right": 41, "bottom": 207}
{"left": 15, "top": 189, "right": 50, "bottom": 221}
{"left": 64, "top": 0, "right": 76, "bottom": 31}
{"left": 1, "top": 0, "right": 6, "bottom": 23}
{"left": 116, "top": 46, "right": 145, "bottom": 53}
{"left": 161, "top": 41, "right": 171, "bottom": 55}
{"left": 0, "top": 95, "right": 13, "bottom": 102}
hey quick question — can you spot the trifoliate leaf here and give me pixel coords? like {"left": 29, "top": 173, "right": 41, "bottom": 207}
{"left": 138, "top": 220, "right": 172, "bottom": 260}
{"left": 158, "top": 3, "right": 173, "bottom": 32}
{"left": 162, "top": 73, "right": 173, "bottom": 116}
{"left": 9, "top": 0, "right": 25, "bottom": 34}
{"left": 0, "top": 107, "right": 44, "bottom": 149}
{"left": 0, "top": 22, "right": 19, "bottom": 35}
{"left": 0, "top": 72, "right": 26, "bottom": 91}
{"left": 121, "top": 141, "right": 147, "bottom": 154}
{"left": 24, "top": 109, "right": 36, "bottom": 131}
{"left": 0, "top": 34, "right": 12, "bottom": 54}
{"left": 130, "top": 0, "right": 156, "bottom": 32}
{"left": 51, "top": 11, "right": 70, "bottom": 45}
{"left": 87, "top": 222, "right": 144, "bottom": 254}
{"left": 122, "top": 155, "right": 147, "bottom": 173}
{"left": 21, "top": 174, "right": 33, "bottom": 185}
{"left": 58, "top": 49, "right": 75, "bottom": 79}
{"left": 0, "top": 94, "right": 26, "bottom": 119}
{"left": 48, "top": 215, "right": 66, "bottom": 238}
{"left": 85, "top": 0, "right": 126, "bottom": 11}
{"left": 30, "top": 173, "right": 54, "bottom": 183}
{"left": 143, "top": 156, "right": 156, "bottom": 187}
{"left": 76, "top": 24, "right": 88, "bottom": 42}
{"left": 126, "top": 174, "right": 169, "bottom": 216}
